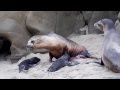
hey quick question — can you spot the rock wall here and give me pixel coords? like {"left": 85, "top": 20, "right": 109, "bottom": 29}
{"left": 0, "top": 11, "right": 118, "bottom": 37}
{"left": 0, "top": 11, "right": 119, "bottom": 62}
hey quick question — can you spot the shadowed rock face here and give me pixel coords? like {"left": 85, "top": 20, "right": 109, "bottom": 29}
{"left": 0, "top": 18, "right": 30, "bottom": 63}
{"left": 25, "top": 11, "right": 118, "bottom": 36}
{"left": 0, "top": 11, "right": 118, "bottom": 37}
{"left": 26, "top": 11, "right": 85, "bottom": 37}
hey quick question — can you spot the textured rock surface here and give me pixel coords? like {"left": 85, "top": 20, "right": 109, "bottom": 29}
{"left": 0, "top": 18, "right": 30, "bottom": 62}
{"left": 26, "top": 11, "right": 56, "bottom": 35}
{"left": 88, "top": 11, "right": 118, "bottom": 34}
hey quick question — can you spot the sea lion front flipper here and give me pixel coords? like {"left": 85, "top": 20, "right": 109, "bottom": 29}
{"left": 49, "top": 52, "right": 53, "bottom": 62}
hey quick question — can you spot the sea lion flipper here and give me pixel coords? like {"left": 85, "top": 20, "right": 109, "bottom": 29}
{"left": 49, "top": 52, "right": 53, "bottom": 62}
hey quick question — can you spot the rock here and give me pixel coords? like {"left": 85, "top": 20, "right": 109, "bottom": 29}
{"left": 26, "top": 11, "right": 56, "bottom": 35}
{"left": 88, "top": 11, "right": 118, "bottom": 34}
{"left": 26, "top": 11, "right": 85, "bottom": 37}
{"left": 55, "top": 11, "right": 84, "bottom": 37}
{"left": 117, "top": 11, "right": 120, "bottom": 20}
{"left": 74, "top": 11, "right": 85, "bottom": 34}
{"left": 81, "top": 11, "right": 93, "bottom": 24}
{"left": 0, "top": 18, "right": 30, "bottom": 62}
{"left": 79, "top": 25, "right": 88, "bottom": 35}
{"left": 0, "top": 11, "right": 29, "bottom": 31}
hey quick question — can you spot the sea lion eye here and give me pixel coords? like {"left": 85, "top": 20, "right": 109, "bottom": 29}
{"left": 31, "top": 40, "right": 35, "bottom": 44}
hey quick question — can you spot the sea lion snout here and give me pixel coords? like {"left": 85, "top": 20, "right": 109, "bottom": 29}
{"left": 94, "top": 21, "right": 103, "bottom": 31}
{"left": 26, "top": 44, "right": 34, "bottom": 49}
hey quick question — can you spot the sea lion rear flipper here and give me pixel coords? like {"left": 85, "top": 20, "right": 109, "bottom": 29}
{"left": 47, "top": 52, "right": 70, "bottom": 72}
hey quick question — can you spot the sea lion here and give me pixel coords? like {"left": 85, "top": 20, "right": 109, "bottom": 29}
{"left": 48, "top": 51, "right": 82, "bottom": 72}
{"left": 27, "top": 32, "right": 92, "bottom": 62}
{"left": 94, "top": 18, "right": 120, "bottom": 73}
{"left": 18, "top": 57, "right": 40, "bottom": 73}
{"left": 48, "top": 52, "right": 70, "bottom": 72}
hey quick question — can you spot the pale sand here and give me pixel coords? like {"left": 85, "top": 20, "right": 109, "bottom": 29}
{"left": 0, "top": 34, "right": 120, "bottom": 79}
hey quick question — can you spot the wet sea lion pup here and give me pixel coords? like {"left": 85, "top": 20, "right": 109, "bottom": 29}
{"left": 18, "top": 57, "right": 40, "bottom": 73}
{"left": 94, "top": 18, "right": 120, "bottom": 73}
{"left": 48, "top": 51, "right": 82, "bottom": 72}
{"left": 48, "top": 52, "right": 70, "bottom": 72}
{"left": 27, "top": 32, "right": 95, "bottom": 62}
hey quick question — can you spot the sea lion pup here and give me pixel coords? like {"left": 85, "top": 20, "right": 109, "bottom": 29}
{"left": 48, "top": 52, "right": 70, "bottom": 72}
{"left": 27, "top": 32, "right": 96, "bottom": 62}
{"left": 18, "top": 57, "right": 40, "bottom": 73}
{"left": 94, "top": 18, "right": 120, "bottom": 73}
{"left": 48, "top": 51, "right": 80, "bottom": 72}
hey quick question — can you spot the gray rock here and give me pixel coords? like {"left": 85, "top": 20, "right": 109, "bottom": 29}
{"left": 81, "top": 11, "right": 93, "bottom": 24}
{"left": 26, "top": 11, "right": 56, "bottom": 35}
{"left": 74, "top": 11, "right": 85, "bottom": 34}
{"left": 55, "top": 11, "right": 83, "bottom": 37}
{"left": 0, "top": 18, "right": 30, "bottom": 63}
{"left": 88, "top": 11, "right": 118, "bottom": 34}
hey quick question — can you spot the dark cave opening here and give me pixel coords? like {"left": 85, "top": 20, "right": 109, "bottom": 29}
{"left": 0, "top": 36, "right": 11, "bottom": 58}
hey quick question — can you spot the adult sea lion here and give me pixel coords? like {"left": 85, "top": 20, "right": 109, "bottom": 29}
{"left": 27, "top": 32, "right": 92, "bottom": 62}
{"left": 94, "top": 18, "right": 120, "bottom": 73}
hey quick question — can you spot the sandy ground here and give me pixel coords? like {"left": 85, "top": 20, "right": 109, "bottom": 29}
{"left": 0, "top": 34, "right": 120, "bottom": 79}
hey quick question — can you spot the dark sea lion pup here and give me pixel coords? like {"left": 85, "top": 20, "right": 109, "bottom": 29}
{"left": 94, "top": 18, "right": 120, "bottom": 73}
{"left": 18, "top": 57, "right": 40, "bottom": 73}
{"left": 47, "top": 52, "right": 70, "bottom": 72}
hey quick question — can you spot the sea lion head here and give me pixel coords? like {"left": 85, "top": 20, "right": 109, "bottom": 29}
{"left": 94, "top": 18, "right": 115, "bottom": 32}
{"left": 27, "top": 35, "right": 47, "bottom": 49}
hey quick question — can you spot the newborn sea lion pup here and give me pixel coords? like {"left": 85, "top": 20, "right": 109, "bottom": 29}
{"left": 94, "top": 18, "right": 120, "bottom": 73}
{"left": 48, "top": 52, "right": 70, "bottom": 72}
{"left": 27, "top": 32, "right": 95, "bottom": 62}
{"left": 18, "top": 57, "right": 40, "bottom": 73}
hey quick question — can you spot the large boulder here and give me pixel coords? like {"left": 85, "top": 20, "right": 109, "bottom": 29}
{"left": 55, "top": 11, "right": 85, "bottom": 37}
{"left": 81, "top": 11, "right": 93, "bottom": 24}
{"left": 26, "top": 11, "right": 56, "bottom": 35}
{"left": 26, "top": 11, "right": 85, "bottom": 37}
{"left": 88, "top": 11, "right": 118, "bottom": 34}
{"left": 0, "top": 11, "right": 29, "bottom": 30}
{"left": 74, "top": 11, "right": 85, "bottom": 34}
{"left": 0, "top": 18, "right": 31, "bottom": 63}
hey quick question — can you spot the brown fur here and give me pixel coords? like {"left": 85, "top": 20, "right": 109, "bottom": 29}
{"left": 27, "top": 33, "right": 87, "bottom": 62}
